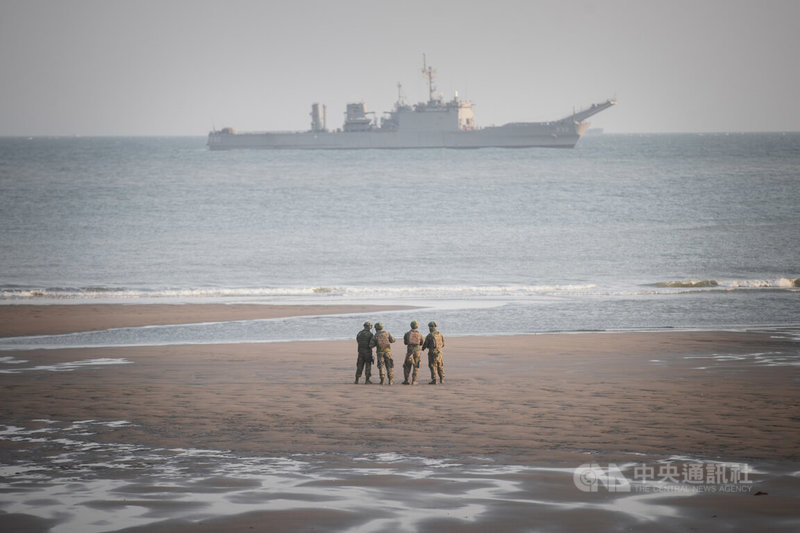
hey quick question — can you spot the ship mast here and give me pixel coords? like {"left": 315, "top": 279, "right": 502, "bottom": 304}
{"left": 422, "top": 53, "right": 436, "bottom": 103}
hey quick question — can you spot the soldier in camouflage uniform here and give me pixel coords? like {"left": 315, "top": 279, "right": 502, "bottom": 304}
{"left": 422, "top": 321, "right": 445, "bottom": 384}
{"left": 369, "top": 322, "right": 396, "bottom": 385}
{"left": 402, "top": 320, "right": 424, "bottom": 385}
{"left": 355, "top": 321, "right": 374, "bottom": 384}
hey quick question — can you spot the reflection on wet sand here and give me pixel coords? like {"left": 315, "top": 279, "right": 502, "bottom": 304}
{"left": 1, "top": 420, "right": 797, "bottom": 533}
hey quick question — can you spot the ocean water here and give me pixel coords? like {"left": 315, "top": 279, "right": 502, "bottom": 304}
{"left": 0, "top": 133, "right": 798, "bottom": 346}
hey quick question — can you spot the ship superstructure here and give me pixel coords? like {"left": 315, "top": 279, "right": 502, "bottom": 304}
{"left": 208, "top": 59, "right": 615, "bottom": 150}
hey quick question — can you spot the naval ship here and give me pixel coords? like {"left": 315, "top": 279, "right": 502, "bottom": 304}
{"left": 207, "top": 60, "right": 616, "bottom": 150}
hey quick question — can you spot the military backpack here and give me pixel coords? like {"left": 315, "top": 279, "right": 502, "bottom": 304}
{"left": 430, "top": 332, "right": 443, "bottom": 351}
{"left": 376, "top": 331, "right": 391, "bottom": 350}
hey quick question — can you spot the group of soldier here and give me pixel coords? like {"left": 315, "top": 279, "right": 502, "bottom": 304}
{"left": 355, "top": 320, "right": 445, "bottom": 385}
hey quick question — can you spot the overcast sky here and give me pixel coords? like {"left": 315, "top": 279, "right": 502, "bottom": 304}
{"left": 1, "top": 0, "right": 798, "bottom": 136}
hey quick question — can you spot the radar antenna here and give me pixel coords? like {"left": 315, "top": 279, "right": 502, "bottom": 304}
{"left": 422, "top": 53, "right": 436, "bottom": 103}
{"left": 396, "top": 82, "right": 406, "bottom": 106}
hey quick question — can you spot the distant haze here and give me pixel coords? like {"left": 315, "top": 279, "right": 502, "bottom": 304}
{"left": 1, "top": 0, "right": 798, "bottom": 136}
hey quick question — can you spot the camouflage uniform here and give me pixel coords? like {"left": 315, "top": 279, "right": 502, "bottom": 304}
{"left": 355, "top": 322, "right": 374, "bottom": 384}
{"left": 422, "top": 321, "right": 445, "bottom": 384}
{"left": 402, "top": 321, "right": 424, "bottom": 385}
{"left": 369, "top": 323, "right": 396, "bottom": 385}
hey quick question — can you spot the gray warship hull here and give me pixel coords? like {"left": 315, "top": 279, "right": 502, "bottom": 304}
{"left": 208, "top": 120, "right": 596, "bottom": 150}
{"left": 208, "top": 60, "right": 615, "bottom": 151}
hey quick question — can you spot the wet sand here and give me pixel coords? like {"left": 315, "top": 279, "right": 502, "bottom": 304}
{"left": 1, "top": 305, "right": 799, "bottom": 532}
{"left": 0, "top": 303, "right": 412, "bottom": 337}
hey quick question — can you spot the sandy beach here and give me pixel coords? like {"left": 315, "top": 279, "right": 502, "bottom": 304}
{"left": 1, "top": 304, "right": 799, "bottom": 532}
{"left": 0, "top": 304, "right": 412, "bottom": 337}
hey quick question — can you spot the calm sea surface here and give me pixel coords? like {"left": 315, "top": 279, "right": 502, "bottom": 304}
{"left": 1, "top": 133, "right": 798, "bottom": 347}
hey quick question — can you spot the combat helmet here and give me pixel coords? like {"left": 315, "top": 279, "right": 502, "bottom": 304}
{"left": 363, "top": 321, "right": 372, "bottom": 329}
{"left": 375, "top": 323, "right": 384, "bottom": 330}
{"left": 410, "top": 320, "right": 418, "bottom": 329}
{"left": 428, "top": 321, "right": 437, "bottom": 329}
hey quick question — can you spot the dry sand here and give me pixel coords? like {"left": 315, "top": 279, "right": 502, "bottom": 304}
{"left": 1, "top": 304, "right": 799, "bottom": 532}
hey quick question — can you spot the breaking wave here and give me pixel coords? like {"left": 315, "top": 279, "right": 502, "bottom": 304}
{"left": 654, "top": 278, "right": 799, "bottom": 290}
{"left": 1, "top": 278, "right": 797, "bottom": 303}
{"left": 655, "top": 280, "right": 719, "bottom": 288}
{"left": 0, "top": 284, "right": 600, "bottom": 302}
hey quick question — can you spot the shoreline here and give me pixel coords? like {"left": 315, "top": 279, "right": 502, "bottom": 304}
{"left": 0, "top": 303, "right": 417, "bottom": 338}
{"left": 1, "top": 304, "right": 799, "bottom": 531}
{"left": 2, "top": 303, "right": 798, "bottom": 341}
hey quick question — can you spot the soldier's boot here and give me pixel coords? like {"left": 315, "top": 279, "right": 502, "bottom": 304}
{"left": 387, "top": 370, "right": 394, "bottom": 385}
{"left": 364, "top": 376, "right": 373, "bottom": 384}
{"left": 402, "top": 367, "right": 410, "bottom": 385}
{"left": 379, "top": 375, "right": 384, "bottom": 385}
{"left": 411, "top": 369, "right": 418, "bottom": 385}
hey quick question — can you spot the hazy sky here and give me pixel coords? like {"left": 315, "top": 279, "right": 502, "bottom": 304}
{"left": 1, "top": 0, "right": 799, "bottom": 136}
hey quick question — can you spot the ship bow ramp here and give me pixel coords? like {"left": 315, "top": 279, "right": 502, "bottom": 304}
{"left": 561, "top": 98, "right": 617, "bottom": 124}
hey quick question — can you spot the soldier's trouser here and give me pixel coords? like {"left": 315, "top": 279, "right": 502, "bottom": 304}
{"left": 403, "top": 349, "right": 421, "bottom": 383}
{"left": 377, "top": 351, "right": 394, "bottom": 383}
{"left": 428, "top": 352, "right": 444, "bottom": 382}
{"left": 356, "top": 352, "right": 373, "bottom": 381}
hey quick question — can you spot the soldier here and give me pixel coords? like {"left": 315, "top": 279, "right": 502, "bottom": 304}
{"left": 369, "top": 322, "right": 396, "bottom": 385}
{"left": 422, "top": 321, "right": 445, "bottom": 384}
{"left": 355, "top": 321, "right": 374, "bottom": 384}
{"left": 402, "top": 320, "right": 424, "bottom": 385}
